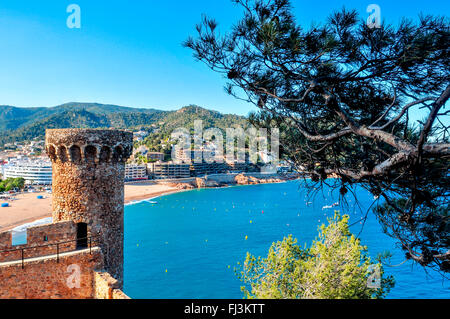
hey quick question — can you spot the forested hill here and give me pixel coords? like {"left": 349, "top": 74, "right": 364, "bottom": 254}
{"left": 0, "top": 103, "right": 248, "bottom": 145}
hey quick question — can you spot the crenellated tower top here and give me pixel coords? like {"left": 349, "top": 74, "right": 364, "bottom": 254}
{"left": 45, "top": 129, "right": 133, "bottom": 164}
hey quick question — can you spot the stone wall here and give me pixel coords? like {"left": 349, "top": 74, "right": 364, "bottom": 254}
{"left": 0, "top": 221, "right": 78, "bottom": 263}
{"left": 112, "top": 288, "right": 130, "bottom": 299}
{"left": 27, "top": 220, "right": 76, "bottom": 245}
{"left": 0, "top": 247, "right": 103, "bottom": 299}
{"left": 0, "top": 231, "right": 11, "bottom": 250}
{"left": 0, "top": 244, "right": 129, "bottom": 299}
{"left": 94, "top": 270, "right": 130, "bottom": 299}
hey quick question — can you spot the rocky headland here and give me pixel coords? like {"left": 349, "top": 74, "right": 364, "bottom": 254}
{"left": 166, "top": 173, "right": 298, "bottom": 190}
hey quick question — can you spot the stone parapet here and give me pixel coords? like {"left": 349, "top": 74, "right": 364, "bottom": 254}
{"left": 94, "top": 270, "right": 130, "bottom": 299}
{"left": 0, "top": 247, "right": 103, "bottom": 299}
{"left": 0, "top": 221, "right": 78, "bottom": 263}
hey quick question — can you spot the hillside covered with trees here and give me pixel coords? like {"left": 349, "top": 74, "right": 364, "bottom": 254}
{"left": 0, "top": 103, "right": 248, "bottom": 146}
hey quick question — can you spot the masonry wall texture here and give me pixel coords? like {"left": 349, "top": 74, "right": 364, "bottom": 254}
{"left": 94, "top": 270, "right": 131, "bottom": 299}
{"left": 0, "top": 231, "right": 12, "bottom": 250}
{"left": 45, "top": 129, "right": 133, "bottom": 285}
{"left": 0, "top": 221, "right": 77, "bottom": 263}
{"left": 0, "top": 248, "right": 103, "bottom": 299}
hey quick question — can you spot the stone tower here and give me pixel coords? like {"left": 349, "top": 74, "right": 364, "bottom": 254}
{"left": 45, "top": 129, "right": 133, "bottom": 286}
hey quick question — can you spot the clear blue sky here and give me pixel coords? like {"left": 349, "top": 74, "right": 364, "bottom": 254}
{"left": 0, "top": 0, "right": 447, "bottom": 115}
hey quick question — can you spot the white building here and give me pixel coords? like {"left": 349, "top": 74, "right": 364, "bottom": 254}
{"left": 147, "top": 162, "right": 190, "bottom": 179}
{"left": 2, "top": 159, "right": 53, "bottom": 185}
{"left": 125, "top": 164, "right": 148, "bottom": 181}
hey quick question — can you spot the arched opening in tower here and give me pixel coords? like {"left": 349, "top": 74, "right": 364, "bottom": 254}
{"left": 85, "top": 145, "right": 97, "bottom": 164}
{"left": 58, "top": 146, "right": 68, "bottom": 163}
{"left": 99, "top": 146, "right": 111, "bottom": 163}
{"left": 69, "top": 145, "right": 82, "bottom": 163}
{"left": 47, "top": 145, "right": 56, "bottom": 161}
{"left": 113, "top": 145, "right": 124, "bottom": 162}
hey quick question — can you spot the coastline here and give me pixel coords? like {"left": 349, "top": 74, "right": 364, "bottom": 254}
{"left": 124, "top": 188, "right": 188, "bottom": 205}
{"left": 0, "top": 212, "right": 55, "bottom": 233}
{"left": 0, "top": 174, "right": 299, "bottom": 233}
{"left": 124, "top": 176, "right": 298, "bottom": 205}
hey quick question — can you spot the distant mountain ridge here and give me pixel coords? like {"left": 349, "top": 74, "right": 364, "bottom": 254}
{"left": 0, "top": 103, "right": 248, "bottom": 145}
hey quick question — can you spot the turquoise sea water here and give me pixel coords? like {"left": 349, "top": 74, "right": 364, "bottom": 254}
{"left": 123, "top": 180, "right": 449, "bottom": 299}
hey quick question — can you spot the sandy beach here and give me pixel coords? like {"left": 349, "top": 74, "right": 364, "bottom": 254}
{"left": 0, "top": 182, "right": 180, "bottom": 232}
{"left": 124, "top": 182, "right": 181, "bottom": 204}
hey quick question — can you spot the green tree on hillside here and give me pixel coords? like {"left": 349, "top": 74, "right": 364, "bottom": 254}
{"left": 236, "top": 214, "right": 395, "bottom": 299}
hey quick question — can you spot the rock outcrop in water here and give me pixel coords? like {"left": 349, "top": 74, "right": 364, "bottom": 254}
{"left": 167, "top": 182, "right": 195, "bottom": 190}
{"left": 195, "top": 177, "right": 206, "bottom": 188}
{"left": 166, "top": 173, "right": 298, "bottom": 190}
{"left": 234, "top": 173, "right": 288, "bottom": 185}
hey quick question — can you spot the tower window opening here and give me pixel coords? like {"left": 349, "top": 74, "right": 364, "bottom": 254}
{"left": 76, "top": 222, "right": 88, "bottom": 249}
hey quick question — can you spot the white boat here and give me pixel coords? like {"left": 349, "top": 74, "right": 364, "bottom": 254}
{"left": 322, "top": 202, "right": 339, "bottom": 210}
